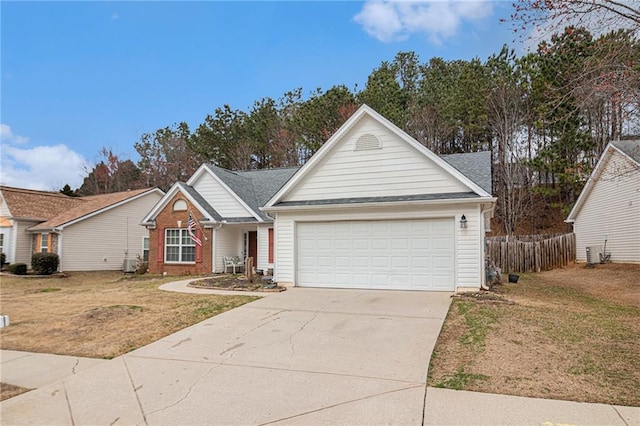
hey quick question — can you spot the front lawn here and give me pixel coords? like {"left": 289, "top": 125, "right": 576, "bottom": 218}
{"left": 428, "top": 263, "right": 640, "bottom": 407}
{"left": 0, "top": 271, "right": 257, "bottom": 359}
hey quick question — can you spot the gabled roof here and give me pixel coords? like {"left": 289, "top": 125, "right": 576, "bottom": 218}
{"left": 441, "top": 151, "right": 492, "bottom": 195}
{"left": 194, "top": 165, "right": 299, "bottom": 221}
{"left": 28, "top": 188, "right": 163, "bottom": 231}
{"left": 263, "top": 104, "right": 494, "bottom": 209}
{"left": 0, "top": 186, "right": 85, "bottom": 220}
{"left": 566, "top": 140, "right": 640, "bottom": 222}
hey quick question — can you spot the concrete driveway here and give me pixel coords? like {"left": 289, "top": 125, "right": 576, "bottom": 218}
{"left": 1, "top": 288, "right": 452, "bottom": 425}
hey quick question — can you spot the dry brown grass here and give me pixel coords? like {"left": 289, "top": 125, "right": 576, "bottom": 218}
{"left": 428, "top": 263, "right": 640, "bottom": 407}
{"left": 0, "top": 383, "right": 31, "bottom": 401}
{"left": 0, "top": 271, "right": 257, "bottom": 359}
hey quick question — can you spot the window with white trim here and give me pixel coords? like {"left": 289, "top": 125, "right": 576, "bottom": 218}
{"left": 142, "top": 237, "right": 149, "bottom": 261}
{"left": 40, "top": 233, "right": 49, "bottom": 253}
{"left": 164, "top": 229, "right": 195, "bottom": 263}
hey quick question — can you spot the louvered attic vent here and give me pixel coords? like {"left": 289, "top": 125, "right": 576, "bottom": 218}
{"left": 355, "top": 134, "right": 381, "bottom": 151}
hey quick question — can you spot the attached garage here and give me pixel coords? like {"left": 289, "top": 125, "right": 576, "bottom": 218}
{"left": 263, "top": 105, "right": 496, "bottom": 292}
{"left": 297, "top": 219, "right": 455, "bottom": 291}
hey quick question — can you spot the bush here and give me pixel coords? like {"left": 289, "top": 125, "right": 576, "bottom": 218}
{"left": 7, "top": 263, "right": 27, "bottom": 275}
{"left": 31, "top": 253, "right": 59, "bottom": 275}
{"left": 0, "top": 252, "right": 5, "bottom": 266}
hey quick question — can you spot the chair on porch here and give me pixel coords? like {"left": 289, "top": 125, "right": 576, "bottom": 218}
{"left": 223, "top": 256, "right": 244, "bottom": 274}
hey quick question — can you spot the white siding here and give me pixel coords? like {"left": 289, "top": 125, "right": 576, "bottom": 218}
{"left": 284, "top": 116, "right": 469, "bottom": 202}
{"left": 213, "top": 225, "right": 244, "bottom": 272}
{"left": 0, "top": 227, "right": 12, "bottom": 263}
{"left": 257, "top": 223, "right": 273, "bottom": 271}
{"left": 191, "top": 173, "right": 254, "bottom": 217}
{"left": 274, "top": 203, "right": 483, "bottom": 291}
{"left": 574, "top": 152, "right": 640, "bottom": 262}
{"left": 0, "top": 196, "right": 11, "bottom": 216}
{"left": 14, "top": 220, "right": 39, "bottom": 266}
{"left": 60, "top": 193, "right": 162, "bottom": 271}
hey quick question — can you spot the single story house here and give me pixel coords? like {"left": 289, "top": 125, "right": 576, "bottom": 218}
{"left": 143, "top": 105, "right": 496, "bottom": 291}
{"left": 566, "top": 140, "right": 640, "bottom": 263}
{"left": 0, "top": 186, "right": 163, "bottom": 271}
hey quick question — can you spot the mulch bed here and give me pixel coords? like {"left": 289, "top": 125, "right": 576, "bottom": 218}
{"left": 188, "top": 275, "right": 286, "bottom": 292}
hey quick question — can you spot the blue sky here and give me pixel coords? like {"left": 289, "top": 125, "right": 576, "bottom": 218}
{"left": 1, "top": 1, "right": 519, "bottom": 191}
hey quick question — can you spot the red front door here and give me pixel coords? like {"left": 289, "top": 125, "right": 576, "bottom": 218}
{"left": 248, "top": 231, "right": 257, "bottom": 263}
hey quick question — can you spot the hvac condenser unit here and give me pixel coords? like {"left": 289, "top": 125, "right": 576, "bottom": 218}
{"left": 585, "top": 245, "right": 602, "bottom": 265}
{"left": 122, "top": 259, "right": 137, "bottom": 273}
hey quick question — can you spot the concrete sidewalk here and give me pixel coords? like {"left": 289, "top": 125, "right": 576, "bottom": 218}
{"left": 1, "top": 287, "right": 638, "bottom": 425}
{"left": 0, "top": 350, "right": 106, "bottom": 390}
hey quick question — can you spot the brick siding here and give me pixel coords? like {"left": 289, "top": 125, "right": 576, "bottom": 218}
{"left": 148, "top": 193, "right": 213, "bottom": 275}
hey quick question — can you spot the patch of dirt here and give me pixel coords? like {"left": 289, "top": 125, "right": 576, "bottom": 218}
{"left": 0, "top": 383, "right": 31, "bottom": 401}
{"left": 429, "top": 262, "right": 640, "bottom": 406}
{"left": 189, "top": 275, "right": 286, "bottom": 292}
{"left": 453, "top": 291, "right": 515, "bottom": 304}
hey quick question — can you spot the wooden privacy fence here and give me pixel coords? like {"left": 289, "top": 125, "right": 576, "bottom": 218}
{"left": 486, "top": 233, "right": 576, "bottom": 273}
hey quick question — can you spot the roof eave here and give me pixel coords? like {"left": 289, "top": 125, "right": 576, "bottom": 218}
{"left": 262, "top": 196, "right": 497, "bottom": 212}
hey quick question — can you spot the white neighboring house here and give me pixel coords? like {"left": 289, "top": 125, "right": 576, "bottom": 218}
{"left": 0, "top": 186, "right": 163, "bottom": 271}
{"left": 566, "top": 140, "right": 640, "bottom": 263}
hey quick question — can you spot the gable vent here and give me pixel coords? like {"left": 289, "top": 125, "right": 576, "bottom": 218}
{"left": 355, "top": 134, "right": 381, "bottom": 151}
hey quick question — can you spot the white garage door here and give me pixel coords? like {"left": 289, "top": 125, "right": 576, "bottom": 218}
{"left": 297, "top": 219, "right": 455, "bottom": 291}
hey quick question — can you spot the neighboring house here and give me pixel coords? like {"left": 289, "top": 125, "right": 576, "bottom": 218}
{"left": 566, "top": 140, "right": 640, "bottom": 263}
{"left": 0, "top": 186, "right": 163, "bottom": 271}
{"left": 143, "top": 105, "right": 496, "bottom": 291}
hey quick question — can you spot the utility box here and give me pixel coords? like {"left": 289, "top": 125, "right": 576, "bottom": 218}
{"left": 122, "top": 259, "right": 137, "bottom": 273}
{"left": 586, "top": 245, "right": 602, "bottom": 265}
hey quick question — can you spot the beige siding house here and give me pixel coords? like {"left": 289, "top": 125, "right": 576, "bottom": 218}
{"left": 566, "top": 140, "right": 640, "bottom": 263}
{"left": 143, "top": 105, "right": 496, "bottom": 292}
{"left": 0, "top": 186, "right": 163, "bottom": 271}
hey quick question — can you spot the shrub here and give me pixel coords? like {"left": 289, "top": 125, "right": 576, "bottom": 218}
{"left": 0, "top": 252, "right": 6, "bottom": 266}
{"left": 7, "top": 263, "right": 27, "bottom": 275}
{"left": 31, "top": 253, "right": 59, "bottom": 275}
{"left": 135, "top": 255, "right": 148, "bottom": 275}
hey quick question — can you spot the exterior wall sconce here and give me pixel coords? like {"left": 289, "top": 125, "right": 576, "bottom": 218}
{"left": 460, "top": 215, "right": 467, "bottom": 229}
{"left": 177, "top": 220, "right": 182, "bottom": 228}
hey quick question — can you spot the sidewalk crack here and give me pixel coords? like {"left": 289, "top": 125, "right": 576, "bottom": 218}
{"left": 611, "top": 405, "right": 629, "bottom": 426}
{"left": 123, "top": 357, "right": 148, "bottom": 425}
{"left": 259, "top": 384, "right": 423, "bottom": 425}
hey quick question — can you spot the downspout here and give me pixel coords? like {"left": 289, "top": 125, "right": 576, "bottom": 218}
{"left": 479, "top": 203, "right": 496, "bottom": 291}
{"left": 207, "top": 221, "right": 224, "bottom": 273}
{"left": 52, "top": 227, "right": 63, "bottom": 272}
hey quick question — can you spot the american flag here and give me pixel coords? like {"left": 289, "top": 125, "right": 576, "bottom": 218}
{"left": 187, "top": 214, "right": 202, "bottom": 246}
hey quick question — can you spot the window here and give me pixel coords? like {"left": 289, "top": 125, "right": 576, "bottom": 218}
{"left": 0, "top": 233, "right": 4, "bottom": 255}
{"left": 39, "top": 233, "right": 49, "bottom": 253}
{"left": 164, "top": 229, "right": 195, "bottom": 263}
{"left": 173, "top": 199, "right": 187, "bottom": 211}
{"left": 268, "top": 228, "right": 274, "bottom": 263}
{"left": 142, "top": 237, "right": 149, "bottom": 261}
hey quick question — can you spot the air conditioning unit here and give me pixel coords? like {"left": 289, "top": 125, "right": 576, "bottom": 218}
{"left": 586, "top": 245, "right": 602, "bottom": 265}
{"left": 123, "top": 259, "right": 137, "bottom": 273}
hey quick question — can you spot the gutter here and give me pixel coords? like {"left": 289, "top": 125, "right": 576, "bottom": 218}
{"left": 262, "top": 196, "right": 498, "bottom": 213}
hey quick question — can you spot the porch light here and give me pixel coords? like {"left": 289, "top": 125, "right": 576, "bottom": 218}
{"left": 460, "top": 215, "right": 467, "bottom": 229}
{"left": 177, "top": 220, "right": 182, "bottom": 228}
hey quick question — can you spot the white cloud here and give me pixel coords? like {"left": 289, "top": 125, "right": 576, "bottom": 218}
{"left": 0, "top": 144, "right": 87, "bottom": 191}
{"left": 0, "top": 123, "right": 29, "bottom": 144}
{"left": 354, "top": 0, "right": 494, "bottom": 44}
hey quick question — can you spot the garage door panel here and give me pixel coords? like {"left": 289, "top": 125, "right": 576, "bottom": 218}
{"left": 297, "top": 219, "right": 455, "bottom": 291}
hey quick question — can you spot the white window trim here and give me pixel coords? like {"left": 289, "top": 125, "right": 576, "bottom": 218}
{"left": 40, "top": 233, "right": 49, "bottom": 253}
{"left": 164, "top": 228, "right": 196, "bottom": 264}
{"left": 142, "top": 236, "right": 150, "bottom": 262}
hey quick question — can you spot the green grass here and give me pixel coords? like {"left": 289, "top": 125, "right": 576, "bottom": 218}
{"left": 433, "top": 367, "right": 489, "bottom": 390}
{"left": 456, "top": 301, "right": 500, "bottom": 351}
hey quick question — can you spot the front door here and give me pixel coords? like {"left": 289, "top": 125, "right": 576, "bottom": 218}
{"left": 248, "top": 231, "right": 258, "bottom": 264}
